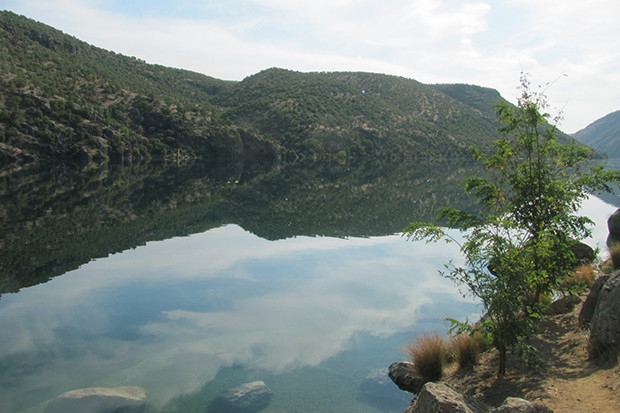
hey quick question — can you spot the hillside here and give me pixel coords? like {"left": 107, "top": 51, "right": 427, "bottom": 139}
{"left": 0, "top": 11, "right": 522, "bottom": 172}
{"left": 574, "top": 110, "right": 620, "bottom": 158}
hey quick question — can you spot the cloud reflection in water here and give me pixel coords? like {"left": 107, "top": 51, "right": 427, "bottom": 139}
{"left": 0, "top": 224, "right": 472, "bottom": 409}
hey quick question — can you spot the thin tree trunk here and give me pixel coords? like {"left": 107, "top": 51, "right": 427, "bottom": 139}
{"left": 498, "top": 343, "right": 506, "bottom": 377}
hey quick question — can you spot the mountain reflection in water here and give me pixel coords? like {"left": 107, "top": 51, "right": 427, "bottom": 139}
{"left": 0, "top": 159, "right": 617, "bottom": 413}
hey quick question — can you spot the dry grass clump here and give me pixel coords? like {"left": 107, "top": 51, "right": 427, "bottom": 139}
{"left": 610, "top": 243, "right": 620, "bottom": 270}
{"left": 452, "top": 333, "right": 481, "bottom": 369}
{"left": 403, "top": 333, "right": 446, "bottom": 382}
{"left": 570, "top": 264, "right": 596, "bottom": 288}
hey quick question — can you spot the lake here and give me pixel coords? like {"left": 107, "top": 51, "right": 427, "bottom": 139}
{"left": 1, "top": 158, "right": 618, "bottom": 413}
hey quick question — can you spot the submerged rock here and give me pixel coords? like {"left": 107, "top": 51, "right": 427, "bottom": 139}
{"left": 359, "top": 367, "right": 410, "bottom": 410}
{"left": 209, "top": 381, "right": 273, "bottom": 413}
{"left": 44, "top": 386, "right": 147, "bottom": 413}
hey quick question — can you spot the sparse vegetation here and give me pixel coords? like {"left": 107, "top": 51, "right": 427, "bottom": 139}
{"left": 1, "top": 10, "right": 582, "bottom": 172}
{"left": 403, "top": 333, "right": 446, "bottom": 382}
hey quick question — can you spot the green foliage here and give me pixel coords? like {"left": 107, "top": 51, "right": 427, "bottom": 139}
{"left": 405, "top": 74, "right": 620, "bottom": 377}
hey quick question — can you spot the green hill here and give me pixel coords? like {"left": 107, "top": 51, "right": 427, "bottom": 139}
{"left": 0, "top": 11, "right": 518, "bottom": 171}
{"left": 573, "top": 110, "right": 620, "bottom": 159}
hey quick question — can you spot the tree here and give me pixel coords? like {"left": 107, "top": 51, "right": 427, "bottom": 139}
{"left": 404, "top": 74, "right": 620, "bottom": 376}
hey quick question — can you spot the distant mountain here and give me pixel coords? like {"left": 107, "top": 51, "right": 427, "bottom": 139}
{"left": 0, "top": 11, "right": 580, "bottom": 173}
{"left": 573, "top": 110, "right": 620, "bottom": 159}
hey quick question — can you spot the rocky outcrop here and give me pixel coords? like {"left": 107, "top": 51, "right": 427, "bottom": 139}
{"left": 403, "top": 383, "right": 553, "bottom": 413}
{"left": 388, "top": 361, "right": 426, "bottom": 394}
{"left": 209, "top": 381, "right": 273, "bottom": 413}
{"left": 589, "top": 270, "right": 620, "bottom": 356}
{"left": 44, "top": 386, "right": 147, "bottom": 413}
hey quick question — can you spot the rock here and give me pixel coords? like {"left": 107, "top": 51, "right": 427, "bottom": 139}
{"left": 589, "top": 270, "right": 620, "bottom": 356}
{"left": 571, "top": 242, "right": 595, "bottom": 264}
{"left": 388, "top": 361, "right": 426, "bottom": 394}
{"left": 209, "top": 381, "right": 273, "bottom": 413}
{"left": 44, "top": 386, "right": 147, "bottom": 413}
{"left": 490, "top": 397, "right": 554, "bottom": 412}
{"left": 547, "top": 295, "right": 581, "bottom": 315}
{"left": 404, "top": 382, "right": 490, "bottom": 413}
{"left": 579, "top": 275, "right": 610, "bottom": 329}
{"left": 608, "top": 208, "right": 620, "bottom": 237}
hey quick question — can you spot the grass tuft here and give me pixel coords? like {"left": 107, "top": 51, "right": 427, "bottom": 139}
{"left": 572, "top": 264, "right": 596, "bottom": 288}
{"left": 403, "top": 333, "right": 445, "bottom": 382}
{"left": 453, "top": 333, "right": 481, "bottom": 369}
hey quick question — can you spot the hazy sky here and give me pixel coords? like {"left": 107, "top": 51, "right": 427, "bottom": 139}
{"left": 3, "top": 0, "right": 620, "bottom": 133}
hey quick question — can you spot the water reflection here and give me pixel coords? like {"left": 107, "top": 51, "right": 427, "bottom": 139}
{"left": 1, "top": 158, "right": 618, "bottom": 413}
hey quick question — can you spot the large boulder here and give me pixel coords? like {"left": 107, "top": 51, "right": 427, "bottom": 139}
{"left": 44, "top": 386, "right": 147, "bottom": 413}
{"left": 388, "top": 361, "right": 426, "bottom": 394}
{"left": 209, "top": 381, "right": 273, "bottom": 413}
{"left": 578, "top": 274, "right": 610, "bottom": 329}
{"left": 608, "top": 208, "right": 620, "bottom": 237}
{"left": 404, "top": 383, "right": 553, "bottom": 413}
{"left": 570, "top": 242, "right": 595, "bottom": 264}
{"left": 589, "top": 270, "right": 620, "bottom": 356}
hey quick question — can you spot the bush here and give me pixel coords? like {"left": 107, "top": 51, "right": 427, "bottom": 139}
{"left": 403, "top": 333, "right": 445, "bottom": 382}
{"left": 453, "top": 333, "right": 481, "bottom": 369}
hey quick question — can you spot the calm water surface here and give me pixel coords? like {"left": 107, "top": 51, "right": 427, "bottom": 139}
{"left": 0, "top": 161, "right": 618, "bottom": 413}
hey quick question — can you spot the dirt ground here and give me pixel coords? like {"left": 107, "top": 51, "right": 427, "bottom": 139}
{"left": 442, "top": 293, "right": 620, "bottom": 412}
